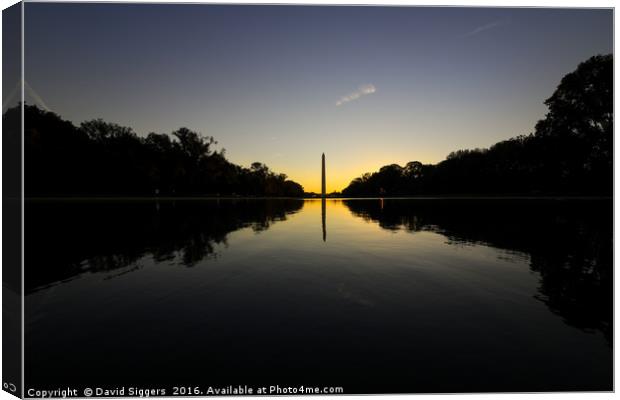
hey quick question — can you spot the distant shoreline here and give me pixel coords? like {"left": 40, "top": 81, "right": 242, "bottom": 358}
{"left": 22, "top": 195, "right": 613, "bottom": 201}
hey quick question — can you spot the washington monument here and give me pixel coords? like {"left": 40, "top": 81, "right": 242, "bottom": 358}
{"left": 321, "top": 153, "right": 326, "bottom": 242}
{"left": 321, "top": 153, "right": 326, "bottom": 197}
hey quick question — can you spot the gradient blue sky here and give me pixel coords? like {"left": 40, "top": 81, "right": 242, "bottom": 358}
{"left": 24, "top": 4, "right": 613, "bottom": 192}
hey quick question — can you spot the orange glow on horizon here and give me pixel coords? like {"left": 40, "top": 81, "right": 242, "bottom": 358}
{"left": 286, "top": 155, "right": 439, "bottom": 194}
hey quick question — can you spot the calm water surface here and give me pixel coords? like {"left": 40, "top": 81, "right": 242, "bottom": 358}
{"left": 25, "top": 199, "right": 612, "bottom": 393}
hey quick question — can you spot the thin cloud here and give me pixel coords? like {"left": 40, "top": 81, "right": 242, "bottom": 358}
{"left": 336, "top": 84, "right": 376, "bottom": 106}
{"left": 462, "top": 20, "right": 505, "bottom": 38}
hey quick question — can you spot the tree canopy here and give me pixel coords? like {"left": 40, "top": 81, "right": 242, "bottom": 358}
{"left": 12, "top": 105, "right": 304, "bottom": 197}
{"left": 342, "top": 54, "right": 612, "bottom": 197}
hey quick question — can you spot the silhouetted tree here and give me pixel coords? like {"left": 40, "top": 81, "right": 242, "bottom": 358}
{"left": 342, "top": 54, "right": 612, "bottom": 197}
{"left": 16, "top": 105, "right": 305, "bottom": 197}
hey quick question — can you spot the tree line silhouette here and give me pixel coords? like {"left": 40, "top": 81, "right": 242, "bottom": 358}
{"left": 8, "top": 105, "right": 305, "bottom": 197}
{"left": 9, "top": 53, "right": 611, "bottom": 198}
{"left": 342, "top": 54, "right": 612, "bottom": 197}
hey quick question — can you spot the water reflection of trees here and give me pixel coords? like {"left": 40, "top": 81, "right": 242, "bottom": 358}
{"left": 26, "top": 199, "right": 303, "bottom": 293}
{"left": 344, "top": 199, "right": 612, "bottom": 345}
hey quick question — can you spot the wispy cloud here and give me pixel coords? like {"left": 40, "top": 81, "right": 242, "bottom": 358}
{"left": 336, "top": 84, "right": 376, "bottom": 106}
{"left": 462, "top": 20, "right": 505, "bottom": 38}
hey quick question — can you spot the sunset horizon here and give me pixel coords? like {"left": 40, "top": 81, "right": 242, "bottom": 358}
{"left": 20, "top": 4, "right": 612, "bottom": 193}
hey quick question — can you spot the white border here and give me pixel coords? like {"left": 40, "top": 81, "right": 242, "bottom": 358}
{"left": 20, "top": 0, "right": 24, "bottom": 397}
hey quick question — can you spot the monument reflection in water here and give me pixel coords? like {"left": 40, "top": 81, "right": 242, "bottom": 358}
{"left": 25, "top": 198, "right": 612, "bottom": 393}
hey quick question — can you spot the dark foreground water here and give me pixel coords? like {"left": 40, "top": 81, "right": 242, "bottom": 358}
{"left": 25, "top": 198, "right": 612, "bottom": 393}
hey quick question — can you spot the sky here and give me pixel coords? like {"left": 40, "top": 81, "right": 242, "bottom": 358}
{"left": 23, "top": 4, "right": 613, "bottom": 193}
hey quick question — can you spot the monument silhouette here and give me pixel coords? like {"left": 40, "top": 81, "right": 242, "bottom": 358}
{"left": 321, "top": 153, "right": 326, "bottom": 198}
{"left": 321, "top": 153, "right": 326, "bottom": 242}
{"left": 322, "top": 198, "right": 326, "bottom": 242}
